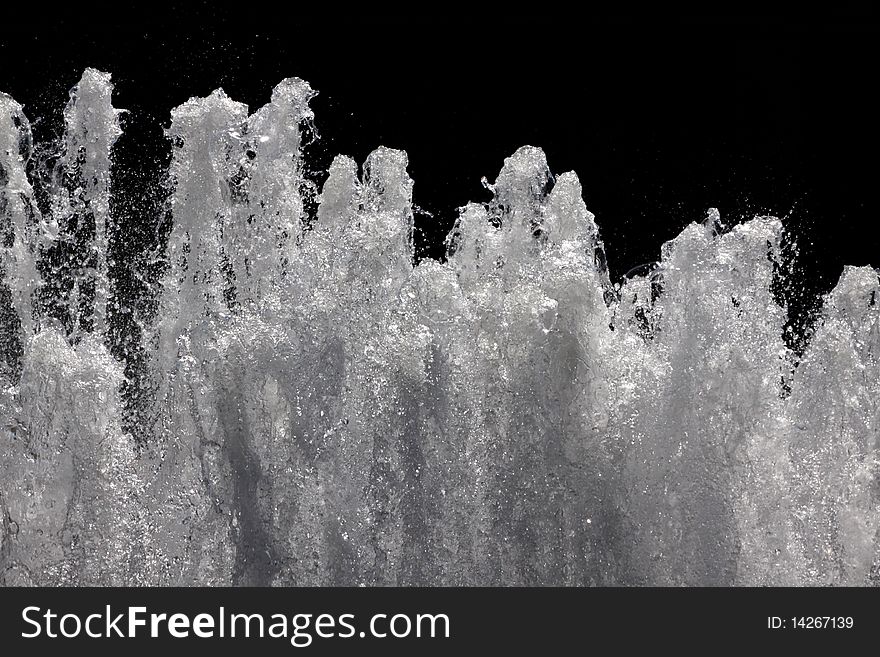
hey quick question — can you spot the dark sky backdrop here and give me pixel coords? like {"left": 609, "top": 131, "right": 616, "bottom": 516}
{"left": 0, "top": 10, "right": 877, "bottom": 340}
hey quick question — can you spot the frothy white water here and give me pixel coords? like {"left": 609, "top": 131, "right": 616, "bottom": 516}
{"left": 0, "top": 70, "right": 877, "bottom": 585}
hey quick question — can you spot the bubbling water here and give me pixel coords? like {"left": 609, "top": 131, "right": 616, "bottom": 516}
{"left": 0, "top": 70, "right": 877, "bottom": 586}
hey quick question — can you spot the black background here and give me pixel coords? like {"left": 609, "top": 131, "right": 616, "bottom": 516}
{"left": 0, "top": 9, "right": 877, "bottom": 341}
{"left": 0, "top": 10, "right": 878, "bottom": 644}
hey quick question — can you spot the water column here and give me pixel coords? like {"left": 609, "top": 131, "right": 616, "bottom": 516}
{"left": 220, "top": 81, "right": 339, "bottom": 586}
{"left": 60, "top": 68, "right": 121, "bottom": 339}
{"left": 147, "top": 88, "right": 248, "bottom": 585}
{"left": 0, "top": 92, "right": 41, "bottom": 584}
{"left": 230, "top": 77, "right": 315, "bottom": 309}
{"left": 785, "top": 265, "right": 880, "bottom": 585}
{"left": 0, "top": 70, "right": 140, "bottom": 585}
{"left": 536, "top": 171, "right": 618, "bottom": 584}
{"left": 617, "top": 215, "right": 786, "bottom": 585}
{"left": 336, "top": 147, "right": 416, "bottom": 585}
{"left": 444, "top": 147, "right": 617, "bottom": 584}
{"left": 0, "top": 93, "right": 40, "bottom": 358}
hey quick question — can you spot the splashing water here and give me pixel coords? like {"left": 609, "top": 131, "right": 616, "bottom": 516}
{"left": 0, "top": 70, "right": 877, "bottom": 586}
